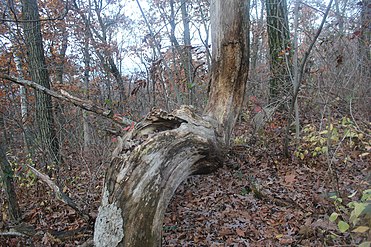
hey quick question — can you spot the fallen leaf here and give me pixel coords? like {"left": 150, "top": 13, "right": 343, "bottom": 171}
{"left": 285, "top": 174, "right": 296, "bottom": 184}
{"left": 236, "top": 228, "right": 245, "bottom": 237}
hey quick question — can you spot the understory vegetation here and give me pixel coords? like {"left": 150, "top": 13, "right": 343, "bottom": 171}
{"left": 0, "top": 0, "right": 370, "bottom": 246}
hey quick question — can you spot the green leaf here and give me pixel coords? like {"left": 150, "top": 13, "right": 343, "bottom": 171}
{"left": 348, "top": 201, "right": 355, "bottom": 208}
{"left": 320, "top": 130, "right": 328, "bottom": 135}
{"left": 300, "top": 152, "right": 304, "bottom": 160}
{"left": 358, "top": 241, "right": 371, "bottom": 247}
{"left": 354, "top": 202, "right": 367, "bottom": 218}
{"left": 352, "top": 226, "right": 369, "bottom": 233}
{"left": 361, "top": 189, "right": 371, "bottom": 201}
{"left": 344, "top": 129, "right": 357, "bottom": 138}
{"left": 241, "top": 187, "right": 248, "bottom": 196}
{"left": 348, "top": 191, "right": 358, "bottom": 198}
{"left": 329, "top": 212, "right": 339, "bottom": 222}
{"left": 338, "top": 221, "right": 349, "bottom": 233}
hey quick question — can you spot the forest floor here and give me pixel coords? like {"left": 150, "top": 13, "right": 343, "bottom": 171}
{"left": 1, "top": 115, "right": 370, "bottom": 246}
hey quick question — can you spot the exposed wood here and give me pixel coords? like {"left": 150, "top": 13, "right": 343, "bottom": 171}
{"left": 93, "top": 1, "right": 250, "bottom": 246}
{"left": 94, "top": 106, "right": 223, "bottom": 247}
{"left": 204, "top": 0, "right": 249, "bottom": 144}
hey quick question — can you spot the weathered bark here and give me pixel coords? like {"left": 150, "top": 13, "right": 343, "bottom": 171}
{"left": 204, "top": 0, "right": 249, "bottom": 144}
{"left": 94, "top": 106, "right": 222, "bottom": 247}
{"left": 93, "top": 0, "right": 249, "bottom": 246}
{"left": 21, "top": 0, "right": 60, "bottom": 168}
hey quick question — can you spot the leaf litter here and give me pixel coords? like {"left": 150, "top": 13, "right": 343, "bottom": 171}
{"left": 1, "top": 118, "right": 369, "bottom": 246}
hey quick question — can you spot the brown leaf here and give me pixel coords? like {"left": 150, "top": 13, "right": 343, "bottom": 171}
{"left": 285, "top": 174, "right": 296, "bottom": 184}
{"left": 236, "top": 228, "right": 245, "bottom": 237}
{"left": 219, "top": 227, "right": 233, "bottom": 236}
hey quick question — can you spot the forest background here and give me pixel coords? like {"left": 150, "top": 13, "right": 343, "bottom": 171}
{"left": 0, "top": 0, "right": 370, "bottom": 246}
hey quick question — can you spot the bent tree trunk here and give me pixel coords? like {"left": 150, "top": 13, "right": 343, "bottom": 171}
{"left": 93, "top": 0, "right": 249, "bottom": 246}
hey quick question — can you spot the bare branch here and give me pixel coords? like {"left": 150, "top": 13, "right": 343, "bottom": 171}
{"left": 0, "top": 231, "right": 28, "bottom": 237}
{"left": 284, "top": 0, "right": 334, "bottom": 156}
{"left": 0, "top": 0, "right": 69, "bottom": 23}
{"left": 25, "top": 163, "right": 91, "bottom": 221}
{"left": 0, "top": 74, "right": 134, "bottom": 127}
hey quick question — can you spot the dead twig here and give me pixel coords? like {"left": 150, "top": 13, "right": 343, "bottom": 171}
{"left": 0, "top": 74, "right": 135, "bottom": 127}
{"left": 25, "top": 164, "right": 91, "bottom": 222}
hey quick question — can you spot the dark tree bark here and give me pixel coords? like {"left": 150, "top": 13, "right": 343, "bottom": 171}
{"left": 359, "top": 0, "right": 371, "bottom": 77}
{"left": 93, "top": 0, "right": 249, "bottom": 246}
{"left": 266, "top": 0, "right": 291, "bottom": 103}
{"left": 0, "top": 113, "right": 21, "bottom": 222}
{"left": 21, "top": 0, "right": 60, "bottom": 168}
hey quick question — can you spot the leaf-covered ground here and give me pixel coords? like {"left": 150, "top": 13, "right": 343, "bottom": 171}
{"left": 1, "top": 118, "right": 370, "bottom": 246}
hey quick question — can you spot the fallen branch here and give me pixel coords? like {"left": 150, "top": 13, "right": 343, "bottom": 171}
{"left": 0, "top": 74, "right": 134, "bottom": 127}
{"left": 25, "top": 164, "right": 91, "bottom": 222}
{"left": 0, "top": 226, "right": 92, "bottom": 243}
{"left": 0, "top": 231, "right": 29, "bottom": 237}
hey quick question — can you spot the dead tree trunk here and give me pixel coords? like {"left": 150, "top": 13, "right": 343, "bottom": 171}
{"left": 93, "top": 0, "right": 249, "bottom": 246}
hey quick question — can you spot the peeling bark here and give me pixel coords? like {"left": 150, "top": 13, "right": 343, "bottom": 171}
{"left": 95, "top": 106, "right": 222, "bottom": 246}
{"left": 94, "top": 1, "right": 249, "bottom": 246}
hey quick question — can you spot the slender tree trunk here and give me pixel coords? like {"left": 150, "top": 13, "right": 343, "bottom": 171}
{"left": 250, "top": 0, "right": 264, "bottom": 72}
{"left": 181, "top": 0, "right": 194, "bottom": 104}
{"left": 55, "top": 29, "right": 68, "bottom": 84}
{"left": 266, "top": 0, "right": 291, "bottom": 103}
{"left": 0, "top": 113, "right": 21, "bottom": 222}
{"left": 136, "top": 0, "right": 171, "bottom": 110}
{"left": 283, "top": 0, "right": 333, "bottom": 156}
{"left": 21, "top": 0, "right": 60, "bottom": 170}
{"left": 83, "top": 25, "right": 92, "bottom": 152}
{"left": 93, "top": 1, "right": 250, "bottom": 246}
{"left": 197, "top": 0, "right": 211, "bottom": 72}
{"left": 359, "top": 0, "right": 371, "bottom": 77}
{"left": 334, "top": 0, "right": 344, "bottom": 34}
{"left": 292, "top": 0, "right": 300, "bottom": 138}
{"left": 13, "top": 51, "right": 33, "bottom": 152}
{"left": 168, "top": 0, "right": 184, "bottom": 105}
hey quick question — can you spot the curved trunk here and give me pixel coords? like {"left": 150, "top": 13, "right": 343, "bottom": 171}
{"left": 94, "top": 1, "right": 249, "bottom": 246}
{"left": 94, "top": 106, "right": 222, "bottom": 246}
